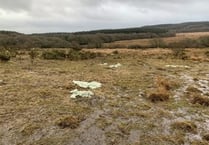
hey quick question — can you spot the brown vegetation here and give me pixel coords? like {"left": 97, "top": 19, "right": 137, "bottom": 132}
{"left": 56, "top": 116, "right": 80, "bottom": 129}
{"left": 147, "top": 76, "right": 177, "bottom": 102}
{"left": 191, "top": 95, "right": 209, "bottom": 106}
{"left": 203, "top": 134, "right": 209, "bottom": 141}
{"left": 0, "top": 47, "right": 208, "bottom": 144}
{"left": 171, "top": 121, "right": 197, "bottom": 133}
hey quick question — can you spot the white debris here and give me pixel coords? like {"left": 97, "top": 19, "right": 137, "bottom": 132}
{"left": 99, "top": 63, "right": 108, "bottom": 66}
{"left": 70, "top": 89, "right": 94, "bottom": 98}
{"left": 108, "top": 63, "right": 122, "bottom": 68}
{"left": 165, "top": 65, "right": 190, "bottom": 68}
{"left": 197, "top": 79, "right": 209, "bottom": 95}
{"left": 73, "top": 81, "right": 102, "bottom": 89}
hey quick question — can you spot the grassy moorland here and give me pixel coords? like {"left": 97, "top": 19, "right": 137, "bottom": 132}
{"left": 105, "top": 32, "right": 209, "bottom": 48}
{"left": 0, "top": 47, "right": 209, "bottom": 145}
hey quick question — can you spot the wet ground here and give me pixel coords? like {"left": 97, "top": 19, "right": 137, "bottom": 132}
{"left": 0, "top": 49, "right": 209, "bottom": 145}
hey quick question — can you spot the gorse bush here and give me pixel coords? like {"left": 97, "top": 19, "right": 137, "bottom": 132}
{"left": 172, "top": 48, "right": 188, "bottom": 59}
{"left": 42, "top": 49, "right": 102, "bottom": 60}
{"left": 0, "top": 49, "right": 11, "bottom": 62}
{"left": 67, "top": 50, "right": 100, "bottom": 60}
{"left": 42, "top": 50, "right": 67, "bottom": 60}
{"left": 127, "top": 45, "right": 144, "bottom": 49}
{"left": 150, "top": 38, "right": 166, "bottom": 48}
{"left": 29, "top": 48, "right": 39, "bottom": 64}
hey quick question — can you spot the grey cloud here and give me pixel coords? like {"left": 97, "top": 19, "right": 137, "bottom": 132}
{"left": 0, "top": 0, "right": 209, "bottom": 33}
{"left": 0, "top": 0, "right": 32, "bottom": 11}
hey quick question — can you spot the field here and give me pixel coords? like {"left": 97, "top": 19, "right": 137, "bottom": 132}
{"left": 105, "top": 32, "right": 209, "bottom": 48}
{"left": 0, "top": 46, "right": 209, "bottom": 145}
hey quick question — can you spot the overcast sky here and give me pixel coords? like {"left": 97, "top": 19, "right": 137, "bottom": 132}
{"left": 0, "top": 0, "right": 209, "bottom": 34}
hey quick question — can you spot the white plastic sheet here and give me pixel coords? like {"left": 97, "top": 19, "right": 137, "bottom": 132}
{"left": 70, "top": 89, "right": 94, "bottom": 98}
{"left": 73, "top": 81, "right": 102, "bottom": 89}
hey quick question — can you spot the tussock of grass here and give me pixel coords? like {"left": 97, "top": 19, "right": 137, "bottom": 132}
{"left": 203, "top": 133, "right": 209, "bottom": 141}
{"left": 147, "top": 76, "right": 174, "bottom": 102}
{"left": 21, "top": 124, "right": 40, "bottom": 136}
{"left": 171, "top": 121, "right": 197, "bottom": 133}
{"left": 148, "top": 90, "right": 170, "bottom": 102}
{"left": 56, "top": 116, "right": 80, "bottom": 129}
{"left": 191, "top": 140, "right": 209, "bottom": 145}
{"left": 156, "top": 76, "right": 171, "bottom": 90}
{"left": 186, "top": 86, "right": 202, "bottom": 94}
{"left": 156, "top": 76, "right": 180, "bottom": 91}
{"left": 191, "top": 95, "right": 209, "bottom": 106}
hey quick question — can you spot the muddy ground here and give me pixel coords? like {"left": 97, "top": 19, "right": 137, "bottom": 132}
{"left": 0, "top": 48, "right": 209, "bottom": 145}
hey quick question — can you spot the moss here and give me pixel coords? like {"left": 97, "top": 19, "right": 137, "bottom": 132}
{"left": 171, "top": 121, "right": 197, "bottom": 133}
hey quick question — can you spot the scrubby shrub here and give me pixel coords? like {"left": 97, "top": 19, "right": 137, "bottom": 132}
{"left": 42, "top": 49, "right": 101, "bottom": 61}
{"left": 42, "top": 50, "right": 67, "bottom": 60}
{"left": 150, "top": 38, "right": 166, "bottom": 48}
{"left": 128, "top": 45, "right": 144, "bottom": 49}
{"left": 168, "top": 38, "right": 200, "bottom": 48}
{"left": 0, "top": 50, "right": 11, "bottom": 62}
{"left": 172, "top": 48, "right": 188, "bottom": 59}
{"left": 80, "top": 51, "right": 97, "bottom": 59}
{"left": 29, "top": 48, "right": 39, "bottom": 64}
{"left": 199, "top": 36, "right": 209, "bottom": 47}
{"left": 70, "top": 41, "right": 82, "bottom": 51}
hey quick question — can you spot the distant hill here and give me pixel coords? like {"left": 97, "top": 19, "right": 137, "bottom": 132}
{"left": 73, "top": 21, "right": 209, "bottom": 34}
{"left": 0, "top": 21, "right": 209, "bottom": 49}
{"left": 142, "top": 21, "right": 209, "bottom": 33}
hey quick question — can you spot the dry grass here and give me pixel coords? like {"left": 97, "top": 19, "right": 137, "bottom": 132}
{"left": 147, "top": 76, "right": 180, "bottom": 102}
{"left": 0, "top": 48, "right": 209, "bottom": 144}
{"left": 191, "top": 95, "right": 209, "bottom": 106}
{"left": 203, "top": 134, "right": 209, "bottom": 141}
{"left": 171, "top": 121, "right": 197, "bottom": 133}
{"left": 56, "top": 116, "right": 80, "bottom": 129}
{"left": 148, "top": 88, "right": 170, "bottom": 102}
{"left": 105, "top": 32, "right": 209, "bottom": 48}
